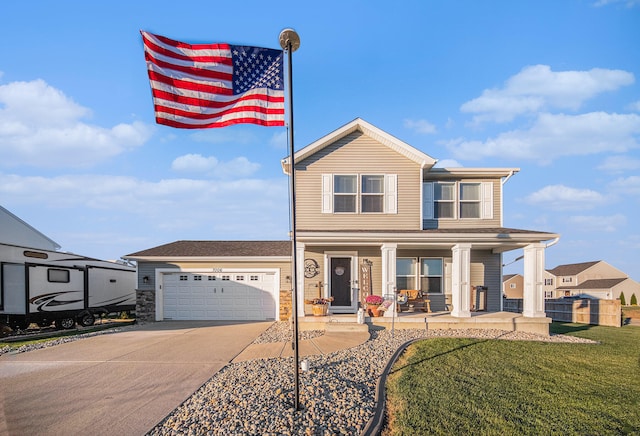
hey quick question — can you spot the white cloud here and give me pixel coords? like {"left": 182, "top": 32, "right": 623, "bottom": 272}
{"left": 629, "top": 100, "right": 640, "bottom": 111}
{"left": 403, "top": 119, "right": 437, "bottom": 134}
{"left": 0, "top": 172, "right": 288, "bottom": 235}
{"left": 171, "top": 154, "right": 260, "bottom": 178}
{"left": 610, "top": 175, "right": 640, "bottom": 196}
{"left": 593, "top": 0, "right": 640, "bottom": 7}
{"left": 597, "top": 155, "right": 640, "bottom": 173}
{"left": 446, "top": 112, "right": 640, "bottom": 162}
{"left": 0, "top": 79, "right": 152, "bottom": 168}
{"left": 460, "top": 65, "right": 634, "bottom": 124}
{"left": 523, "top": 185, "right": 606, "bottom": 211}
{"left": 567, "top": 214, "right": 626, "bottom": 232}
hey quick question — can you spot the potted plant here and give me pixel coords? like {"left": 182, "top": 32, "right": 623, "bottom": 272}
{"left": 365, "top": 294, "right": 384, "bottom": 317}
{"left": 305, "top": 297, "right": 334, "bottom": 316}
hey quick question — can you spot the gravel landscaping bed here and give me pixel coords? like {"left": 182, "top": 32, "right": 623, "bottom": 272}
{"left": 148, "top": 323, "right": 595, "bottom": 436}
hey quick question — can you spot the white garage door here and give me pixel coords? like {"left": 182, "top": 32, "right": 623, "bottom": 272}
{"left": 163, "top": 272, "right": 277, "bottom": 321}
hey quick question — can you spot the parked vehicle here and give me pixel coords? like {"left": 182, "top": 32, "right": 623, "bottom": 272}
{"left": 0, "top": 243, "right": 135, "bottom": 330}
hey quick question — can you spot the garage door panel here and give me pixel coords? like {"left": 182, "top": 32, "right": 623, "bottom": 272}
{"left": 163, "top": 272, "right": 276, "bottom": 321}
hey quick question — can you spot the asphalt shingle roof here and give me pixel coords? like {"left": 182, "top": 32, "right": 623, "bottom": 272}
{"left": 125, "top": 240, "right": 291, "bottom": 258}
{"left": 547, "top": 261, "right": 600, "bottom": 276}
{"left": 556, "top": 278, "right": 627, "bottom": 290}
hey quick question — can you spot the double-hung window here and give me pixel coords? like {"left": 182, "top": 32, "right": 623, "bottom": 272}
{"left": 396, "top": 257, "right": 444, "bottom": 293}
{"left": 423, "top": 181, "right": 493, "bottom": 220}
{"left": 459, "top": 183, "right": 481, "bottom": 219}
{"left": 396, "top": 258, "right": 417, "bottom": 289}
{"left": 322, "top": 173, "right": 397, "bottom": 214}
{"left": 361, "top": 175, "right": 384, "bottom": 213}
{"left": 333, "top": 175, "right": 357, "bottom": 213}
{"left": 420, "top": 258, "right": 443, "bottom": 293}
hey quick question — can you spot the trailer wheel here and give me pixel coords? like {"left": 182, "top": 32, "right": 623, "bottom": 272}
{"left": 78, "top": 312, "right": 95, "bottom": 327}
{"left": 55, "top": 318, "right": 76, "bottom": 330}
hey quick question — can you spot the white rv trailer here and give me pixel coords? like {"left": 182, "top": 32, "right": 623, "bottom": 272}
{"left": 0, "top": 243, "right": 135, "bottom": 330}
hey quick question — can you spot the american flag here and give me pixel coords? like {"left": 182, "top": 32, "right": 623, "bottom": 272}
{"left": 141, "top": 31, "right": 285, "bottom": 129}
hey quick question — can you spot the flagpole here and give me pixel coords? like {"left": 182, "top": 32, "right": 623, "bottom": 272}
{"left": 279, "top": 28, "right": 301, "bottom": 412}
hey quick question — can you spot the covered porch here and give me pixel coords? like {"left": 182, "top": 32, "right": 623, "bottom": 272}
{"left": 298, "top": 310, "right": 552, "bottom": 336}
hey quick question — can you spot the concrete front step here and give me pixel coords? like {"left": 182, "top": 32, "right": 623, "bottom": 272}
{"left": 324, "top": 321, "right": 369, "bottom": 333}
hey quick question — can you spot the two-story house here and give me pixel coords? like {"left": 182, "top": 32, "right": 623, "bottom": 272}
{"left": 546, "top": 260, "right": 640, "bottom": 300}
{"left": 125, "top": 119, "right": 558, "bottom": 333}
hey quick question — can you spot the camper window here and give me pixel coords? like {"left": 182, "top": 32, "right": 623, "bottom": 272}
{"left": 48, "top": 268, "right": 70, "bottom": 283}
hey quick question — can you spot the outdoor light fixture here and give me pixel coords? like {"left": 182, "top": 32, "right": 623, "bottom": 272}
{"left": 143, "top": 276, "right": 150, "bottom": 284}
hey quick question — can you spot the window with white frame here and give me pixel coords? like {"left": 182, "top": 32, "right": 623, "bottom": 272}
{"left": 396, "top": 258, "right": 417, "bottom": 290}
{"left": 420, "top": 258, "right": 443, "bottom": 293}
{"left": 361, "top": 175, "right": 384, "bottom": 213}
{"left": 544, "top": 278, "right": 553, "bottom": 286}
{"left": 423, "top": 181, "right": 493, "bottom": 220}
{"left": 510, "top": 283, "right": 516, "bottom": 289}
{"left": 333, "top": 175, "right": 357, "bottom": 213}
{"left": 434, "top": 182, "right": 455, "bottom": 218}
{"left": 459, "top": 183, "right": 481, "bottom": 218}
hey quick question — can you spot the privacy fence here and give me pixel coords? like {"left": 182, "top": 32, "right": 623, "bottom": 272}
{"left": 503, "top": 298, "right": 621, "bottom": 327}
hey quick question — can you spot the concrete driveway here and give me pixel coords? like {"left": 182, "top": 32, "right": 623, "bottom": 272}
{"left": 0, "top": 320, "right": 273, "bottom": 435}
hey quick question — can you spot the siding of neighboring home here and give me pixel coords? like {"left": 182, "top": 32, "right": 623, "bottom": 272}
{"left": 294, "top": 132, "right": 421, "bottom": 230}
{"left": 577, "top": 261, "right": 627, "bottom": 282}
{"left": 503, "top": 274, "right": 524, "bottom": 299}
{"left": 422, "top": 178, "right": 502, "bottom": 230}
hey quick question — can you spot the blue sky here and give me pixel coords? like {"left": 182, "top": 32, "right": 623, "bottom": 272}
{"left": 1, "top": 0, "right": 639, "bottom": 280}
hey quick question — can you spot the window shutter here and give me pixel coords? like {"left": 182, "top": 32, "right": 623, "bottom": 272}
{"left": 482, "top": 182, "right": 493, "bottom": 219}
{"left": 423, "top": 182, "right": 434, "bottom": 219}
{"left": 384, "top": 174, "right": 397, "bottom": 214}
{"left": 321, "top": 174, "right": 333, "bottom": 213}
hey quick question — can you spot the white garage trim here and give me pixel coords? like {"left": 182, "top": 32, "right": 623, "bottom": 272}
{"left": 154, "top": 268, "right": 280, "bottom": 321}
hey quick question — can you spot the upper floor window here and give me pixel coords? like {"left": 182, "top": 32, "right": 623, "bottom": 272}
{"left": 562, "top": 277, "right": 573, "bottom": 283}
{"left": 544, "top": 278, "right": 553, "bottom": 286}
{"left": 322, "top": 173, "right": 397, "bottom": 214}
{"left": 423, "top": 181, "right": 493, "bottom": 220}
{"left": 361, "top": 175, "right": 384, "bottom": 213}
{"left": 459, "top": 183, "right": 481, "bottom": 218}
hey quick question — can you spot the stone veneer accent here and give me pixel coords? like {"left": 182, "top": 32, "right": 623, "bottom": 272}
{"left": 279, "top": 290, "right": 292, "bottom": 321}
{"left": 136, "top": 289, "right": 156, "bottom": 323}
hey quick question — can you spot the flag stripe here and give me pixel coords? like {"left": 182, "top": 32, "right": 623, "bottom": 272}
{"left": 141, "top": 30, "right": 285, "bottom": 129}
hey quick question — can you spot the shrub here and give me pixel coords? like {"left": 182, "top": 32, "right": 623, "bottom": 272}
{"left": 631, "top": 293, "right": 638, "bottom": 306}
{"left": 620, "top": 292, "right": 626, "bottom": 305}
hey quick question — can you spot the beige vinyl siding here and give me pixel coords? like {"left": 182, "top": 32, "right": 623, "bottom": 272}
{"left": 295, "top": 132, "right": 421, "bottom": 230}
{"left": 423, "top": 178, "right": 502, "bottom": 229}
{"left": 577, "top": 262, "right": 626, "bottom": 282}
{"left": 141, "top": 260, "right": 291, "bottom": 293}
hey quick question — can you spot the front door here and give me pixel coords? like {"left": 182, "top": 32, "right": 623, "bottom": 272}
{"left": 330, "top": 257, "right": 353, "bottom": 312}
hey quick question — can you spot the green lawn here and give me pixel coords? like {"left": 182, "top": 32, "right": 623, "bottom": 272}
{"left": 384, "top": 324, "right": 640, "bottom": 435}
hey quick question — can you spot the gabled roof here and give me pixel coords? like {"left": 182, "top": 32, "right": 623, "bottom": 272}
{"left": 547, "top": 261, "right": 600, "bottom": 276}
{"left": 502, "top": 274, "right": 522, "bottom": 282}
{"left": 556, "top": 278, "right": 627, "bottom": 290}
{"left": 0, "top": 205, "right": 61, "bottom": 251}
{"left": 124, "top": 240, "right": 291, "bottom": 259}
{"left": 281, "top": 118, "right": 437, "bottom": 174}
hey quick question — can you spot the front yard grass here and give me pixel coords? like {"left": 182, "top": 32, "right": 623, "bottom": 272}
{"left": 384, "top": 323, "right": 640, "bottom": 435}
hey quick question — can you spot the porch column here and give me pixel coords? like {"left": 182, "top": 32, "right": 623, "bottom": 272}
{"left": 523, "top": 242, "right": 546, "bottom": 318}
{"left": 296, "top": 242, "right": 306, "bottom": 317}
{"left": 451, "top": 243, "right": 472, "bottom": 318}
{"left": 381, "top": 243, "right": 397, "bottom": 297}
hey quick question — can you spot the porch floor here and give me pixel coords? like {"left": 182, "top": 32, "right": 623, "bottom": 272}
{"left": 299, "top": 310, "right": 551, "bottom": 336}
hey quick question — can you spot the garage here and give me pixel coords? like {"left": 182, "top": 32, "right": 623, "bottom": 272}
{"left": 162, "top": 271, "right": 278, "bottom": 321}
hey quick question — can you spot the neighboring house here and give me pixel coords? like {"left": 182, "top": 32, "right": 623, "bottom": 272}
{"left": 546, "top": 260, "right": 640, "bottom": 301}
{"left": 0, "top": 205, "right": 61, "bottom": 251}
{"left": 503, "top": 274, "right": 523, "bottom": 299}
{"left": 125, "top": 118, "right": 558, "bottom": 327}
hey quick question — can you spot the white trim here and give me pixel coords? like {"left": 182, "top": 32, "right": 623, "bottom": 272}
{"left": 321, "top": 174, "right": 333, "bottom": 213}
{"left": 154, "top": 267, "right": 281, "bottom": 321}
{"left": 384, "top": 174, "right": 397, "bottom": 214}
{"left": 482, "top": 181, "right": 493, "bottom": 220}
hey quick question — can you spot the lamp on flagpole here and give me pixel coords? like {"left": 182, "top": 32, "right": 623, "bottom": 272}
{"left": 279, "top": 27, "right": 301, "bottom": 412}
